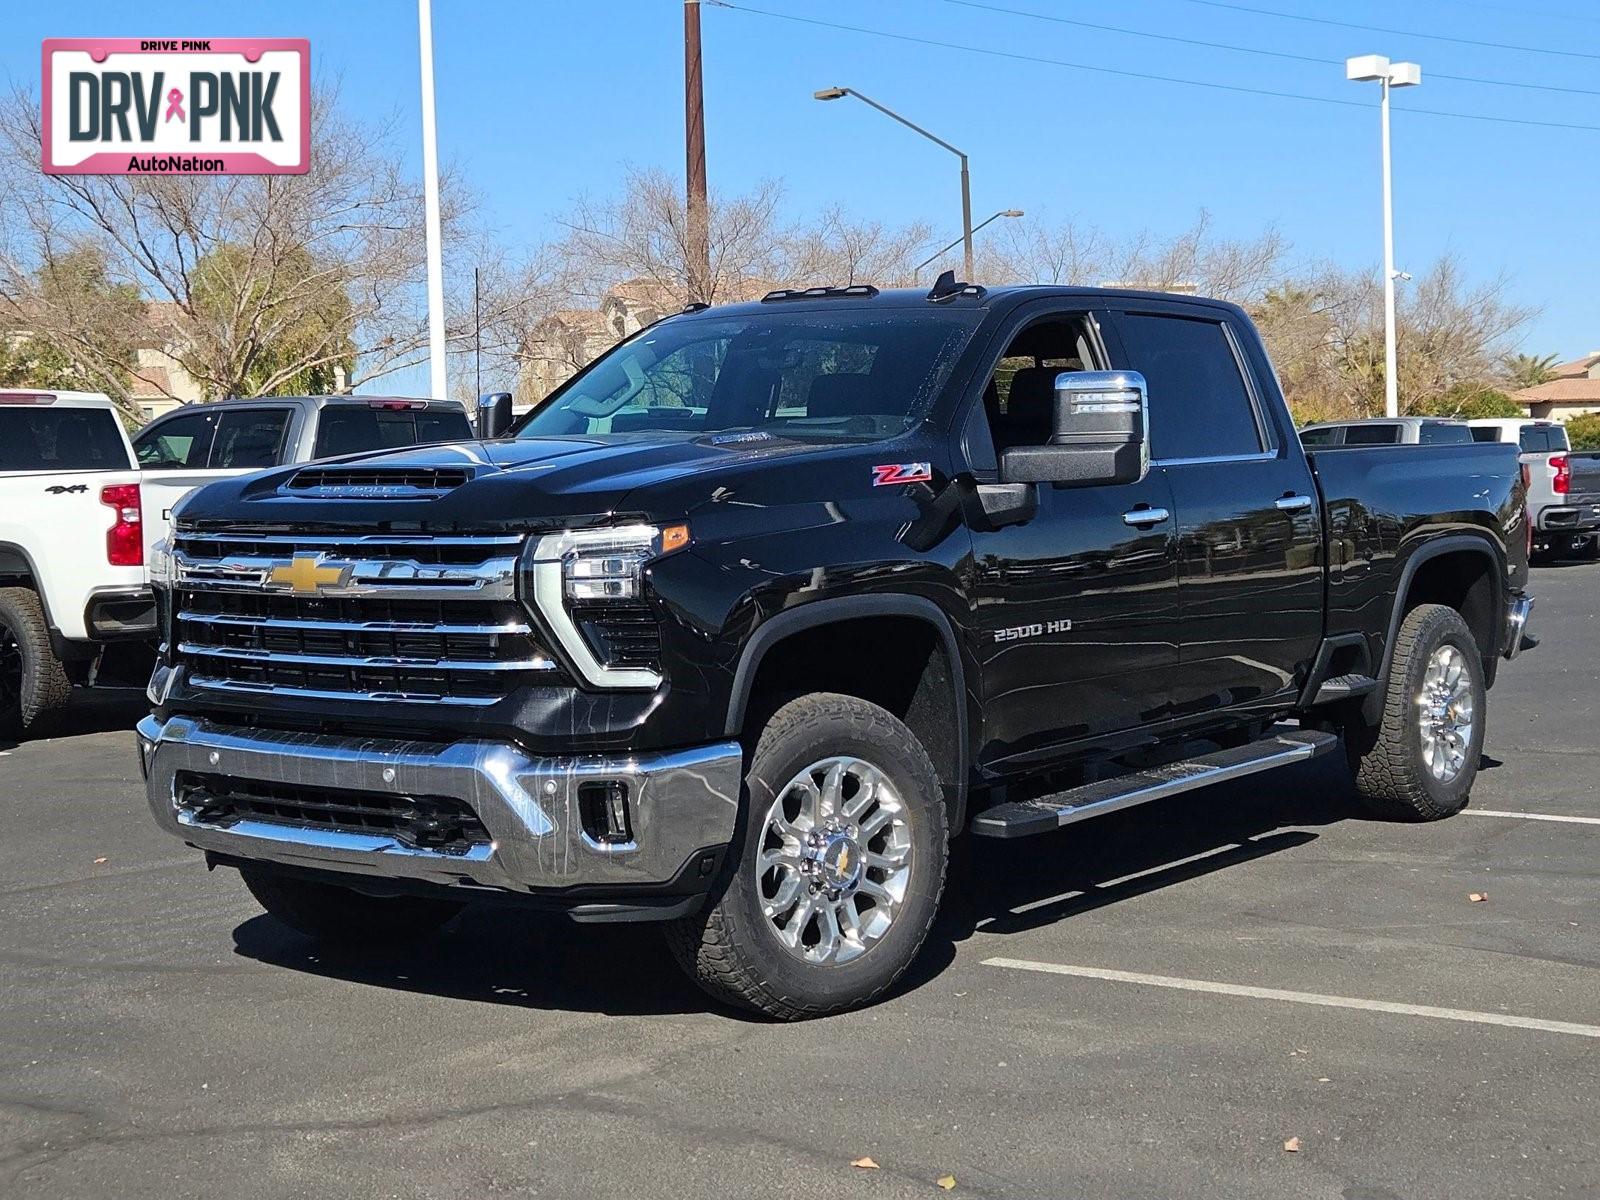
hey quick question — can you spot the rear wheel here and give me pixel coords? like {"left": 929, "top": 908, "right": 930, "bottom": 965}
{"left": 668, "top": 693, "right": 949, "bottom": 1020}
{"left": 240, "top": 868, "right": 463, "bottom": 945}
{"left": 0, "top": 587, "right": 72, "bottom": 739}
{"left": 1346, "top": 603, "right": 1486, "bottom": 821}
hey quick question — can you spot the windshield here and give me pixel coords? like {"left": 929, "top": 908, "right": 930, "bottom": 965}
{"left": 515, "top": 310, "right": 980, "bottom": 442}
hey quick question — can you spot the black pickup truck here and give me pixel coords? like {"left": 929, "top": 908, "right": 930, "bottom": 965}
{"left": 138, "top": 279, "right": 1534, "bottom": 1019}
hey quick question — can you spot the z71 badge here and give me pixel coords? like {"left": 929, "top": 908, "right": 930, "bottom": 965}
{"left": 871, "top": 462, "right": 932, "bottom": 487}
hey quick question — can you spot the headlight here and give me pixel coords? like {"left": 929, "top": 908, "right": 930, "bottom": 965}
{"left": 519, "top": 522, "right": 689, "bottom": 690}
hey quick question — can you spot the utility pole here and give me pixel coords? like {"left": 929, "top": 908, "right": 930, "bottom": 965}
{"left": 418, "top": 0, "right": 448, "bottom": 400}
{"left": 684, "top": 0, "right": 711, "bottom": 305}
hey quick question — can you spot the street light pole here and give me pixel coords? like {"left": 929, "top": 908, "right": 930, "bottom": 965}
{"left": 418, "top": 0, "right": 447, "bottom": 400}
{"left": 914, "top": 209, "right": 1023, "bottom": 280}
{"left": 1348, "top": 55, "right": 1420, "bottom": 419}
{"left": 814, "top": 87, "right": 974, "bottom": 279}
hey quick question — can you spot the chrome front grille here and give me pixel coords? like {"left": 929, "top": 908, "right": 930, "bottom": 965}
{"left": 172, "top": 531, "right": 555, "bottom": 706}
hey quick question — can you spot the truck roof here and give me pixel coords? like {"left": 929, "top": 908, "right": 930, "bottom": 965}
{"left": 160, "top": 394, "right": 464, "bottom": 410}
{"left": 676, "top": 283, "right": 1247, "bottom": 321}
{"left": 0, "top": 388, "right": 120, "bottom": 410}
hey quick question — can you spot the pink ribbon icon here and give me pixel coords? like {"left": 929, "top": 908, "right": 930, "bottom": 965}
{"left": 164, "top": 88, "right": 185, "bottom": 123}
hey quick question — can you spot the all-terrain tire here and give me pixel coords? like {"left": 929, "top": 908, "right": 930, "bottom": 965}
{"left": 0, "top": 587, "right": 72, "bottom": 738}
{"left": 667, "top": 693, "right": 949, "bottom": 1020}
{"left": 240, "top": 869, "right": 464, "bottom": 945}
{"left": 1347, "top": 603, "right": 1486, "bottom": 821}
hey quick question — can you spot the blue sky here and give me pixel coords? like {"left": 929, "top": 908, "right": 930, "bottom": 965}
{"left": 10, "top": 0, "right": 1599, "bottom": 396}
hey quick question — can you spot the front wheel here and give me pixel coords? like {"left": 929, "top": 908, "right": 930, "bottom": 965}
{"left": 1346, "top": 603, "right": 1486, "bottom": 821}
{"left": 668, "top": 693, "right": 949, "bottom": 1020}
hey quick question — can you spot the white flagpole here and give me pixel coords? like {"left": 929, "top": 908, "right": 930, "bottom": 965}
{"left": 418, "top": 0, "right": 448, "bottom": 399}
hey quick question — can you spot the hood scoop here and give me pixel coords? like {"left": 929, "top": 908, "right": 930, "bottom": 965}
{"left": 282, "top": 465, "right": 472, "bottom": 500}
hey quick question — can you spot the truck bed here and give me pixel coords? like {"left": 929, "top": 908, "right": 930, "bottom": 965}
{"left": 1308, "top": 440, "right": 1524, "bottom": 664}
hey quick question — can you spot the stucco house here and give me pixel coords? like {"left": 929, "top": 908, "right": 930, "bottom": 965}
{"left": 1513, "top": 352, "right": 1600, "bottom": 422}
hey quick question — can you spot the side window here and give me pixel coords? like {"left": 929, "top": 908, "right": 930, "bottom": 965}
{"left": 1298, "top": 427, "right": 1337, "bottom": 446}
{"left": 1419, "top": 423, "right": 1470, "bottom": 444}
{"left": 979, "top": 316, "right": 1096, "bottom": 453}
{"left": 1114, "top": 314, "right": 1263, "bottom": 461}
{"left": 211, "top": 408, "right": 291, "bottom": 469}
{"left": 1469, "top": 426, "right": 1501, "bottom": 443}
{"left": 134, "top": 410, "right": 216, "bottom": 469}
{"left": 1344, "top": 424, "right": 1401, "bottom": 445}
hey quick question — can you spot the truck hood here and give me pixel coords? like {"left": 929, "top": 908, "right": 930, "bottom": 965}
{"left": 172, "top": 431, "right": 864, "bottom": 532}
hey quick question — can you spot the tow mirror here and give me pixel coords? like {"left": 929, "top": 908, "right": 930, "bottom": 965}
{"left": 998, "top": 371, "right": 1149, "bottom": 488}
{"left": 476, "top": 392, "right": 513, "bottom": 439}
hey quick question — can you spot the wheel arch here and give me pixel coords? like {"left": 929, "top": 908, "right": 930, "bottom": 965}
{"left": 1364, "top": 534, "right": 1505, "bottom": 724}
{"left": 724, "top": 594, "right": 972, "bottom": 830}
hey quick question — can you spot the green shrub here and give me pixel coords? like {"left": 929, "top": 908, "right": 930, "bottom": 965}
{"left": 1565, "top": 412, "right": 1600, "bottom": 451}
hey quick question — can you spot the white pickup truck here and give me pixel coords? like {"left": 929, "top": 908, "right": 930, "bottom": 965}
{"left": 0, "top": 389, "right": 154, "bottom": 735}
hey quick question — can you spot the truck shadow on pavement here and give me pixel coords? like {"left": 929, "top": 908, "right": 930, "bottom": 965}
{"left": 230, "top": 756, "right": 1367, "bottom": 1020}
{"left": 1, "top": 688, "right": 148, "bottom": 753}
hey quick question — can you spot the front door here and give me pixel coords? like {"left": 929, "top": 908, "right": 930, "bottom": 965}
{"left": 1106, "top": 307, "right": 1324, "bottom": 715}
{"left": 964, "top": 308, "right": 1183, "bottom": 770}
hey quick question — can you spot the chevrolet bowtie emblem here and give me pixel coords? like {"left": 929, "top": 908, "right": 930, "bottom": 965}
{"left": 268, "top": 555, "right": 351, "bottom": 594}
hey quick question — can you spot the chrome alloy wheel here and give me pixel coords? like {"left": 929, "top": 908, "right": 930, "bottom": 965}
{"left": 1416, "top": 643, "right": 1475, "bottom": 783}
{"left": 756, "top": 756, "right": 913, "bottom": 965}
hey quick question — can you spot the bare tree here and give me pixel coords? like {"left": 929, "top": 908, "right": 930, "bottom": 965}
{"left": 554, "top": 167, "right": 785, "bottom": 310}
{"left": 781, "top": 208, "right": 933, "bottom": 288}
{"left": 0, "top": 86, "right": 497, "bottom": 402}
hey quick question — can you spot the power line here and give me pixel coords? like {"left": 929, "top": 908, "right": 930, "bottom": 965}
{"left": 1170, "top": 0, "right": 1600, "bottom": 63}
{"left": 944, "top": 0, "right": 1600, "bottom": 98}
{"left": 707, "top": 2, "right": 1600, "bottom": 134}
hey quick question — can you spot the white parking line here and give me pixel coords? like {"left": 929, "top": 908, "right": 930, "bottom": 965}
{"left": 981, "top": 958, "right": 1600, "bottom": 1040}
{"left": 1463, "top": 808, "right": 1600, "bottom": 826}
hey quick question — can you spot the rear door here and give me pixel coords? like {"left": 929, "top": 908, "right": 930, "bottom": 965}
{"left": 1104, "top": 306, "right": 1324, "bottom": 717}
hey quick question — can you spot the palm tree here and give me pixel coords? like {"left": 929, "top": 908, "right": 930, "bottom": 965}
{"left": 1503, "top": 352, "right": 1560, "bottom": 389}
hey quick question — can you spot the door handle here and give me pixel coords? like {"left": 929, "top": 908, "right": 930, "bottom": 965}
{"left": 1122, "top": 506, "right": 1171, "bottom": 527}
{"left": 1275, "top": 495, "right": 1313, "bottom": 511}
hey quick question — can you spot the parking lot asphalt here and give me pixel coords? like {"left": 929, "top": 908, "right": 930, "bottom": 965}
{"left": 2, "top": 562, "right": 1597, "bottom": 1200}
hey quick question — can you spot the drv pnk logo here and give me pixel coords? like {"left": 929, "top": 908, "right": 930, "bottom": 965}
{"left": 42, "top": 39, "right": 309, "bottom": 175}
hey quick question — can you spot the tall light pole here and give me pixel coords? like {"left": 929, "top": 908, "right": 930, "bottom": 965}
{"left": 418, "top": 0, "right": 448, "bottom": 400}
{"left": 915, "top": 209, "right": 1023, "bottom": 280}
{"left": 814, "top": 87, "right": 974, "bottom": 280}
{"left": 1347, "top": 54, "right": 1421, "bottom": 419}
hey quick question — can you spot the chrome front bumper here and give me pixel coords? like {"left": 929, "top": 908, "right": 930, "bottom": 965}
{"left": 137, "top": 714, "right": 742, "bottom": 895}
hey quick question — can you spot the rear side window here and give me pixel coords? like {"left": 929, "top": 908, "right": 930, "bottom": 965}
{"left": 1419, "top": 423, "right": 1471, "bottom": 444}
{"left": 1298, "top": 427, "right": 1338, "bottom": 446}
{"left": 134, "top": 410, "right": 217, "bottom": 469}
{"left": 212, "top": 409, "right": 291, "bottom": 468}
{"left": 1343, "top": 424, "right": 1401, "bottom": 445}
{"left": 0, "top": 407, "right": 131, "bottom": 471}
{"left": 1469, "top": 426, "right": 1502, "bottom": 443}
{"left": 313, "top": 406, "right": 473, "bottom": 458}
{"left": 1115, "top": 314, "right": 1264, "bottom": 460}
{"left": 1545, "top": 425, "right": 1570, "bottom": 452}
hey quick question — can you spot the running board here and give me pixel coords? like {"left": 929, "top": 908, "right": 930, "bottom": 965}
{"left": 969, "top": 728, "right": 1340, "bottom": 839}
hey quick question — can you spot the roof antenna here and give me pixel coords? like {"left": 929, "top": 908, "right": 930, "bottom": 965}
{"left": 926, "top": 269, "right": 983, "bottom": 303}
